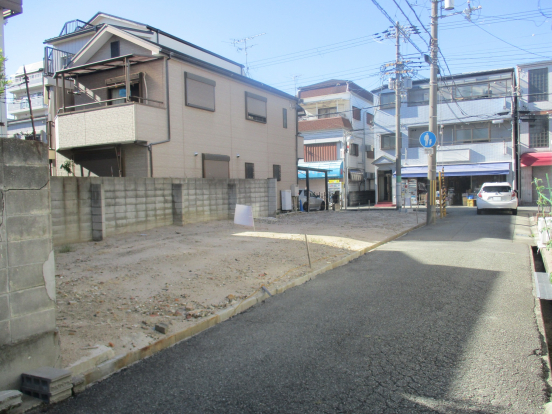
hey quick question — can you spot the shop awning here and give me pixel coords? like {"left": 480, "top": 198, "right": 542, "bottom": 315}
{"left": 397, "top": 162, "right": 511, "bottom": 178}
{"left": 520, "top": 152, "right": 552, "bottom": 167}
{"left": 298, "top": 161, "right": 343, "bottom": 179}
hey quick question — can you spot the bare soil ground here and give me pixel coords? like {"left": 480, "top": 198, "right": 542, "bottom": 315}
{"left": 54, "top": 209, "right": 423, "bottom": 367}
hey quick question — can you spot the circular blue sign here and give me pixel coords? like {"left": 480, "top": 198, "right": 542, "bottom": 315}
{"left": 419, "top": 131, "right": 437, "bottom": 148}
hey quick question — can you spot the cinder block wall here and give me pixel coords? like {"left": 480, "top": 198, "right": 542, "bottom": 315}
{"left": 0, "top": 139, "right": 60, "bottom": 391}
{"left": 51, "top": 177, "right": 277, "bottom": 246}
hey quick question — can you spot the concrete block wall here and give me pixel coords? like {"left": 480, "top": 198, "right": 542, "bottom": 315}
{"left": 0, "top": 139, "right": 60, "bottom": 391}
{"left": 51, "top": 177, "right": 277, "bottom": 246}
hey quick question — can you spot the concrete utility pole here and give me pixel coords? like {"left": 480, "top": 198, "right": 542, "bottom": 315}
{"left": 23, "top": 66, "right": 37, "bottom": 141}
{"left": 394, "top": 21, "right": 402, "bottom": 212}
{"left": 426, "top": 0, "right": 439, "bottom": 225}
{"left": 343, "top": 130, "right": 349, "bottom": 210}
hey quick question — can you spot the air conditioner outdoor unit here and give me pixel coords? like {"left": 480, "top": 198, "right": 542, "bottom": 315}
{"left": 365, "top": 172, "right": 375, "bottom": 179}
{"left": 365, "top": 145, "right": 372, "bottom": 152}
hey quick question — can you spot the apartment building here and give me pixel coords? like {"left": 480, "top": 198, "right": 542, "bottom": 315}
{"left": 372, "top": 68, "right": 516, "bottom": 206}
{"left": 517, "top": 61, "right": 552, "bottom": 205}
{"left": 45, "top": 13, "right": 301, "bottom": 208}
{"left": 297, "top": 79, "right": 375, "bottom": 205}
{"left": 7, "top": 61, "right": 48, "bottom": 142}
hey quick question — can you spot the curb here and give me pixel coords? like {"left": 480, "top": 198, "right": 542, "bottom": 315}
{"left": 76, "top": 221, "right": 426, "bottom": 389}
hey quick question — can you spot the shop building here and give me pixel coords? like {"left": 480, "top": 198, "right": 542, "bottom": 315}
{"left": 517, "top": 61, "right": 552, "bottom": 205}
{"left": 372, "top": 68, "right": 516, "bottom": 206}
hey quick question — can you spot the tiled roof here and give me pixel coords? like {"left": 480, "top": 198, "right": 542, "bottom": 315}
{"left": 299, "top": 117, "right": 352, "bottom": 132}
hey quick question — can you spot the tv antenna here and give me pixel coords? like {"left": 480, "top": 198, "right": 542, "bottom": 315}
{"left": 230, "top": 33, "right": 266, "bottom": 77}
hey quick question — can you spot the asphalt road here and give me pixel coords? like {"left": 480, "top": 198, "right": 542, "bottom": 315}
{"left": 37, "top": 207, "right": 548, "bottom": 414}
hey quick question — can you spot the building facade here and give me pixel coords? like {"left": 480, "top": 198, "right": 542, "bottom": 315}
{"left": 7, "top": 61, "right": 48, "bottom": 142}
{"left": 297, "top": 80, "right": 375, "bottom": 206}
{"left": 517, "top": 61, "right": 552, "bottom": 205}
{"left": 372, "top": 68, "right": 516, "bottom": 206}
{"left": 44, "top": 13, "right": 300, "bottom": 210}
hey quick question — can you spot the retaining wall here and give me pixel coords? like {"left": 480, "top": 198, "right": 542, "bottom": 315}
{"left": 51, "top": 177, "right": 277, "bottom": 245}
{"left": 0, "top": 139, "right": 60, "bottom": 391}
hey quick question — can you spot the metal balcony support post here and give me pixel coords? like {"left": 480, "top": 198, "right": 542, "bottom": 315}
{"left": 125, "top": 57, "right": 130, "bottom": 102}
{"left": 61, "top": 73, "right": 66, "bottom": 113}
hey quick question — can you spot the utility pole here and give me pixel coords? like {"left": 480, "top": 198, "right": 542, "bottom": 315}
{"left": 394, "top": 21, "right": 403, "bottom": 212}
{"left": 343, "top": 130, "right": 349, "bottom": 210}
{"left": 426, "top": 0, "right": 439, "bottom": 225}
{"left": 23, "top": 66, "right": 37, "bottom": 141}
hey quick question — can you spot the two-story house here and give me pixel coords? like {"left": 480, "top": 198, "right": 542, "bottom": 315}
{"left": 372, "top": 68, "right": 516, "bottom": 206}
{"left": 45, "top": 13, "right": 301, "bottom": 209}
{"left": 517, "top": 61, "right": 552, "bottom": 205}
{"left": 7, "top": 62, "right": 48, "bottom": 142}
{"left": 297, "top": 79, "right": 375, "bottom": 206}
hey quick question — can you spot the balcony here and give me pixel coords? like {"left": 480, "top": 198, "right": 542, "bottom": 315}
{"left": 56, "top": 102, "right": 167, "bottom": 151}
{"left": 299, "top": 116, "right": 352, "bottom": 133}
{"left": 8, "top": 97, "right": 48, "bottom": 114}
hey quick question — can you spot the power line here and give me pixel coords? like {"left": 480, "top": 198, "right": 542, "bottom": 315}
{"left": 468, "top": 20, "right": 551, "bottom": 59}
{"left": 392, "top": 0, "right": 429, "bottom": 48}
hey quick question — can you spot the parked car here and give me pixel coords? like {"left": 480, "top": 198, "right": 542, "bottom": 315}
{"left": 298, "top": 190, "right": 325, "bottom": 211}
{"left": 476, "top": 182, "right": 518, "bottom": 215}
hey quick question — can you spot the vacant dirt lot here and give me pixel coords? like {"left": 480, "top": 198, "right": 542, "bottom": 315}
{"left": 54, "top": 209, "right": 423, "bottom": 367}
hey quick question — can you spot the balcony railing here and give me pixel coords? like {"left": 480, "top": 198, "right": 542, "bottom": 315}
{"left": 44, "top": 47, "right": 75, "bottom": 77}
{"left": 8, "top": 97, "right": 47, "bottom": 113}
{"left": 299, "top": 112, "right": 348, "bottom": 121}
{"left": 58, "top": 19, "right": 94, "bottom": 37}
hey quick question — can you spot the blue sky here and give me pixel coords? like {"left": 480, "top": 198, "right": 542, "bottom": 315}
{"left": 4, "top": 0, "right": 552, "bottom": 96}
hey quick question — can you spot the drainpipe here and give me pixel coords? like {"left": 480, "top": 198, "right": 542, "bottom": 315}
{"left": 146, "top": 53, "right": 172, "bottom": 177}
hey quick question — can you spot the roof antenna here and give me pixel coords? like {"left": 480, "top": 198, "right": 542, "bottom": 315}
{"left": 230, "top": 33, "right": 265, "bottom": 77}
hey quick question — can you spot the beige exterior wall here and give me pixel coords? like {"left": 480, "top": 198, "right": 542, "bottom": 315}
{"left": 88, "top": 35, "right": 154, "bottom": 63}
{"left": 149, "top": 58, "right": 298, "bottom": 207}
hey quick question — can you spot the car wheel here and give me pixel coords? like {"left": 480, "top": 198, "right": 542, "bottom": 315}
{"left": 303, "top": 202, "right": 308, "bottom": 212}
{"left": 512, "top": 209, "right": 517, "bottom": 215}
{"left": 320, "top": 202, "right": 325, "bottom": 211}
{"left": 477, "top": 209, "right": 481, "bottom": 215}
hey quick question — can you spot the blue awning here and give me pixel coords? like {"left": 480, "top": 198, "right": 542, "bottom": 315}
{"left": 298, "top": 161, "right": 343, "bottom": 179}
{"left": 397, "top": 162, "right": 511, "bottom": 178}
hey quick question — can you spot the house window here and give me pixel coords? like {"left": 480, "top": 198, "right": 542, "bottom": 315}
{"left": 202, "top": 154, "right": 230, "bottom": 179}
{"left": 454, "top": 122, "right": 490, "bottom": 144}
{"left": 408, "top": 126, "right": 428, "bottom": 148}
{"left": 408, "top": 88, "right": 429, "bottom": 106}
{"left": 108, "top": 83, "right": 140, "bottom": 105}
{"left": 454, "top": 83, "right": 490, "bottom": 100}
{"left": 349, "top": 143, "right": 359, "bottom": 156}
{"left": 185, "top": 72, "right": 216, "bottom": 112}
{"left": 283, "top": 108, "right": 287, "bottom": 128}
{"left": 318, "top": 107, "right": 337, "bottom": 119}
{"left": 245, "top": 92, "right": 267, "bottom": 123}
{"left": 352, "top": 106, "right": 361, "bottom": 121}
{"left": 245, "top": 162, "right": 255, "bottom": 179}
{"left": 366, "top": 113, "right": 374, "bottom": 126}
{"left": 528, "top": 68, "right": 548, "bottom": 103}
{"left": 529, "top": 116, "right": 549, "bottom": 148}
{"left": 379, "top": 93, "right": 395, "bottom": 109}
{"left": 110, "top": 41, "right": 120, "bottom": 58}
{"left": 273, "top": 164, "right": 281, "bottom": 181}
{"left": 380, "top": 133, "right": 395, "bottom": 150}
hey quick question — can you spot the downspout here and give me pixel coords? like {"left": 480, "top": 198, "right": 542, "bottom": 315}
{"left": 147, "top": 53, "right": 172, "bottom": 177}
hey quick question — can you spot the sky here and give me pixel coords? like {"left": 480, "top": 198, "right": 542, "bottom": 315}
{"left": 3, "top": 0, "right": 552, "bottom": 97}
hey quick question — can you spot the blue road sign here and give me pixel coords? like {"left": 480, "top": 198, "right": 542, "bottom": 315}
{"left": 419, "top": 131, "right": 437, "bottom": 148}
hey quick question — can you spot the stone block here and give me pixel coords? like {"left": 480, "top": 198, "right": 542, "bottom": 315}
{"left": 8, "top": 264, "right": 44, "bottom": 292}
{"left": 10, "top": 286, "right": 54, "bottom": 318}
{"left": 1, "top": 140, "right": 48, "bottom": 166}
{"left": 5, "top": 189, "right": 50, "bottom": 216}
{"left": 0, "top": 319, "right": 9, "bottom": 345}
{"left": 3, "top": 166, "right": 50, "bottom": 191}
{"left": 0, "top": 293, "right": 8, "bottom": 321}
{"left": 0, "top": 267, "right": 6, "bottom": 296}
{"left": 10, "top": 308, "right": 55, "bottom": 342}
{"left": 6, "top": 215, "right": 50, "bottom": 242}
{"left": 0, "top": 390, "right": 22, "bottom": 412}
{"left": 8, "top": 239, "right": 51, "bottom": 267}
